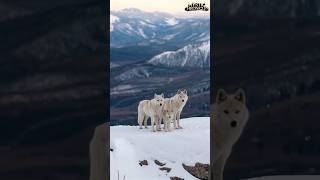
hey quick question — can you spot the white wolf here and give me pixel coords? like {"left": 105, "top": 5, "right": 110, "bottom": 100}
{"left": 212, "top": 88, "right": 249, "bottom": 180}
{"left": 170, "top": 89, "right": 188, "bottom": 129}
{"left": 161, "top": 98, "right": 175, "bottom": 132}
{"left": 138, "top": 93, "right": 164, "bottom": 132}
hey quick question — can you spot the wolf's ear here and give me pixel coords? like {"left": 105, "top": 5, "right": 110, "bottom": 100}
{"left": 216, "top": 88, "right": 227, "bottom": 103}
{"left": 183, "top": 89, "right": 187, "bottom": 94}
{"left": 160, "top": 93, "right": 164, "bottom": 98}
{"left": 177, "top": 89, "right": 181, "bottom": 94}
{"left": 234, "top": 88, "right": 246, "bottom": 104}
{"left": 154, "top": 93, "right": 157, "bottom": 98}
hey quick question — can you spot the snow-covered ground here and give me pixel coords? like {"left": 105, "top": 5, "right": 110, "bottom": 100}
{"left": 110, "top": 117, "right": 210, "bottom": 180}
{"left": 246, "top": 176, "right": 320, "bottom": 180}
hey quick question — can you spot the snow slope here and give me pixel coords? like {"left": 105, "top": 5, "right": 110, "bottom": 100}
{"left": 110, "top": 117, "right": 210, "bottom": 180}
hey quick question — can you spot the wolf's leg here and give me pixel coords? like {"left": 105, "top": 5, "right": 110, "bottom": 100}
{"left": 162, "top": 118, "right": 165, "bottom": 130}
{"left": 138, "top": 111, "right": 144, "bottom": 129}
{"left": 167, "top": 120, "right": 171, "bottom": 131}
{"left": 89, "top": 124, "right": 108, "bottom": 180}
{"left": 213, "top": 156, "right": 224, "bottom": 180}
{"left": 144, "top": 115, "right": 148, "bottom": 128}
{"left": 169, "top": 121, "right": 172, "bottom": 131}
{"left": 177, "top": 111, "right": 182, "bottom": 129}
{"left": 157, "top": 116, "right": 162, "bottom": 131}
{"left": 173, "top": 113, "right": 178, "bottom": 129}
{"left": 151, "top": 116, "right": 156, "bottom": 132}
{"left": 164, "top": 120, "right": 168, "bottom": 132}
{"left": 158, "top": 115, "right": 163, "bottom": 131}
{"left": 175, "top": 111, "right": 181, "bottom": 129}
{"left": 213, "top": 151, "right": 230, "bottom": 180}
{"left": 156, "top": 116, "right": 160, "bottom": 131}
{"left": 154, "top": 116, "right": 159, "bottom": 131}
{"left": 159, "top": 117, "right": 163, "bottom": 130}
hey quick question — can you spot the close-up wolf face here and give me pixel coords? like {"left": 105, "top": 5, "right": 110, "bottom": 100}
{"left": 214, "top": 89, "right": 249, "bottom": 130}
{"left": 153, "top": 93, "right": 164, "bottom": 107}
{"left": 177, "top": 89, "right": 188, "bottom": 103}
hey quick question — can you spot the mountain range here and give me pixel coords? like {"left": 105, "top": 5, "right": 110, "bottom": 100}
{"left": 110, "top": 8, "right": 209, "bottom": 62}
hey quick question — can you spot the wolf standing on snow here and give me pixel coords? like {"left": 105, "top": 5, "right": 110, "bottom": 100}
{"left": 161, "top": 98, "right": 175, "bottom": 132}
{"left": 138, "top": 93, "right": 164, "bottom": 132}
{"left": 212, "top": 88, "right": 249, "bottom": 180}
{"left": 170, "top": 89, "right": 188, "bottom": 129}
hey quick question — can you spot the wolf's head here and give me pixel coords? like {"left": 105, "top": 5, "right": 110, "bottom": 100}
{"left": 214, "top": 88, "right": 249, "bottom": 130}
{"left": 153, "top": 93, "right": 164, "bottom": 107}
{"left": 163, "top": 109, "right": 174, "bottom": 121}
{"left": 176, "top": 89, "right": 188, "bottom": 103}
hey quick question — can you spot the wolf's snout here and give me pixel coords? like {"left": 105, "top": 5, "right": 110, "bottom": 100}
{"left": 160, "top": 103, "right": 162, "bottom": 106}
{"left": 182, "top": 99, "right": 184, "bottom": 102}
{"left": 230, "top": 121, "right": 237, "bottom": 128}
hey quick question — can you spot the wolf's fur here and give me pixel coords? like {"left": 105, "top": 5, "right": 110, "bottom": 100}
{"left": 138, "top": 93, "right": 164, "bottom": 132}
{"left": 212, "top": 88, "right": 249, "bottom": 180}
{"left": 170, "top": 89, "right": 188, "bottom": 129}
{"left": 89, "top": 123, "right": 108, "bottom": 180}
{"left": 161, "top": 98, "right": 175, "bottom": 132}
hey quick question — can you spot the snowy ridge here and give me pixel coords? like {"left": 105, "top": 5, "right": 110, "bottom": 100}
{"left": 165, "top": 17, "right": 179, "bottom": 26}
{"left": 110, "top": 117, "right": 210, "bottom": 180}
{"left": 148, "top": 41, "right": 210, "bottom": 68}
{"left": 110, "top": 62, "right": 119, "bottom": 68}
{"left": 114, "top": 66, "right": 150, "bottom": 81}
{"left": 110, "top": 14, "right": 119, "bottom": 32}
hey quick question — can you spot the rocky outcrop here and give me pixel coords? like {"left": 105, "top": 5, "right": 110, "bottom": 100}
{"left": 183, "top": 163, "right": 210, "bottom": 180}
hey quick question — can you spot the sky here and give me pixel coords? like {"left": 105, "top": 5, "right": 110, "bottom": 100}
{"left": 110, "top": 0, "right": 210, "bottom": 18}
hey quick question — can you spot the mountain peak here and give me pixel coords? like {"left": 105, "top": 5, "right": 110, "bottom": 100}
{"left": 148, "top": 41, "right": 210, "bottom": 69}
{"left": 121, "top": 8, "right": 142, "bottom": 13}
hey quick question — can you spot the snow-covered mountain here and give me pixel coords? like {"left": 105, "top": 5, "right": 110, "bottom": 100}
{"left": 148, "top": 41, "right": 210, "bottom": 68}
{"left": 110, "top": 8, "right": 209, "bottom": 48}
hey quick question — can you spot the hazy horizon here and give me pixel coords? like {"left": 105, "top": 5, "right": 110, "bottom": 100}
{"left": 111, "top": 0, "right": 210, "bottom": 18}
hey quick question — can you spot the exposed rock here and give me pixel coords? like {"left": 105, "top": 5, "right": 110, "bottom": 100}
{"left": 159, "top": 167, "right": 171, "bottom": 173}
{"left": 154, "top": 160, "right": 166, "bottom": 166}
{"left": 139, "top": 160, "right": 148, "bottom": 166}
{"left": 170, "top": 176, "right": 184, "bottom": 180}
{"left": 182, "top": 163, "right": 210, "bottom": 180}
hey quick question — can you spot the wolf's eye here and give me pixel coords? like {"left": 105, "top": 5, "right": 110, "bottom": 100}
{"left": 157, "top": 100, "right": 159, "bottom": 101}
{"left": 235, "top": 110, "right": 240, "bottom": 114}
{"left": 224, "top": 110, "right": 229, "bottom": 114}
